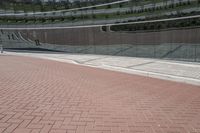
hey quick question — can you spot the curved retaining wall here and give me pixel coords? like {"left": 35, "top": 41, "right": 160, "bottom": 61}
{"left": 2, "top": 26, "right": 200, "bottom": 62}
{"left": 21, "top": 27, "right": 200, "bottom": 45}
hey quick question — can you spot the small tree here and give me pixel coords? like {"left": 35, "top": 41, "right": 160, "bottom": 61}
{"left": 92, "top": 14, "right": 96, "bottom": 19}
{"left": 107, "top": 5, "right": 111, "bottom": 9}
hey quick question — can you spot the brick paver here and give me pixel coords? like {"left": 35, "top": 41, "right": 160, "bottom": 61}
{"left": 0, "top": 55, "right": 200, "bottom": 133}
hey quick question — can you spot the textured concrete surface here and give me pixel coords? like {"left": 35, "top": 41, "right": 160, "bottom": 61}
{"left": 5, "top": 51, "right": 200, "bottom": 85}
{"left": 1, "top": 29, "right": 200, "bottom": 64}
{"left": 20, "top": 26, "right": 200, "bottom": 45}
{"left": 0, "top": 55, "right": 200, "bottom": 133}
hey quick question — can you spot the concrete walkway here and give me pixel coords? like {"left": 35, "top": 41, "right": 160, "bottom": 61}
{"left": 4, "top": 51, "right": 200, "bottom": 86}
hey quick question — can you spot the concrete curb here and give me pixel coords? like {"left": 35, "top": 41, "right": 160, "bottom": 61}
{"left": 5, "top": 51, "right": 200, "bottom": 86}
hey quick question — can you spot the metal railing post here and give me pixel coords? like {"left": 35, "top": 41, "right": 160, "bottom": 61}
{"left": 194, "top": 44, "right": 197, "bottom": 62}
{"left": 0, "top": 45, "right": 3, "bottom": 53}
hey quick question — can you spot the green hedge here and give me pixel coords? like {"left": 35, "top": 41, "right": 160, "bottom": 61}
{"left": 108, "top": 17, "right": 200, "bottom": 32}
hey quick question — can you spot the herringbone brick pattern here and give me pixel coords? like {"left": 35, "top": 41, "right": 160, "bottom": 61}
{"left": 0, "top": 55, "right": 200, "bottom": 133}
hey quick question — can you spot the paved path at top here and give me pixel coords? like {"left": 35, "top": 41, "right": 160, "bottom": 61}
{"left": 5, "top": 51, "right": 200, "bottom": 85}
{"left": 0, "top": 54, "right": 200, "bottom": 133}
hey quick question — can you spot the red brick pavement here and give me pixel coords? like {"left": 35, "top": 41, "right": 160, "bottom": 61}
{"left": 0, "top": 55, "right": 200, "bottom": 133}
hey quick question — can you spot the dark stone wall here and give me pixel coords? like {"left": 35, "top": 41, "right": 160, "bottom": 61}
{"left": 20, "top": 26, "right": 200, "bottom": 45}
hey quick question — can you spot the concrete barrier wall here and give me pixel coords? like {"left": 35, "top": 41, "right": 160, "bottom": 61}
{"left": 20, "top": 27, "right": 200, "bottom": 46}
{"left": 1, "top": 27, "right": 200, "bottom": 62}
